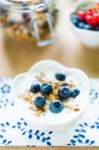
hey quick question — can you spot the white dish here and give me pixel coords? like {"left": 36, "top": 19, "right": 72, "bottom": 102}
{"left": 69, "top": 0, "right": 99, "bottom": 48}
{"left": 11, "top": 60, "right": 89, "bottom": 131}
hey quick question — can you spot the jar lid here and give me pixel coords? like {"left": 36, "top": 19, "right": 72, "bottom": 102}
{"left": 0, "top": 0, "right": 55, "bottom": 12}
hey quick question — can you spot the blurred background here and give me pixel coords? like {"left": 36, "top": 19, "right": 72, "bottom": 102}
{"left": 0, "top": 0, "right": 99, "bottom": 77}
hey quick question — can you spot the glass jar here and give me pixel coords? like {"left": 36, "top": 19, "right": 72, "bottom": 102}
{"left": 0, "top": 0, "right": 58, "bottom": 46}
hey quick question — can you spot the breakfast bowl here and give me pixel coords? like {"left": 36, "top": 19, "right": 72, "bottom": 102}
{"left": 69, "top": 0, "right": 99, "bottom": 48}
{"left": 11, "top": 60, "right": 89, "bottom": 131}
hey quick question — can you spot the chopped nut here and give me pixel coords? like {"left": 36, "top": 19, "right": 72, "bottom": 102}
{"left": 74, "top": 108, "right": 80, "bottom": 111}
{"left": 65, "top": 105, "right": 74, "bottom": 110}
{"left": 35, "top": 109, "right": 42, "bottom": 116}
{"left": 43, "top": 104, "right": 48, "bottom": 111}
{"left": 67, "top": 80, "right": 76, "bottom": 87}
{"left": 55, "top": 95, "right": 59, "bottom": 99}
{"left": 65, "top": 105, "right": 80, "bottom": 112}
{"left": 35, "top": 113, "right": 41, "bottom": 117}
{"left": 61, "top": 82, "right": 68, "bottom": 86}
{"left": 48, "top": 94, "right": 55, "bottom": 100}
{"left": 53, "top": 89, "right": 58, "bottom": 95}
{"left": 29, "top": 106, "right": 33, "bottom": 110}
{"left": 32, "top": 105, "right": 39, "bottom": 111}
{"left": 35, "top": 75, "right": 45, "bottom": 83}
{"left": 53, "top": 80, "right": 60, "bottom": 85}
{"left": 36, "top": 109, "right": 42, "bottom": 113}
{"left": 20, "top": 91, "right": 34, "bottom": 102}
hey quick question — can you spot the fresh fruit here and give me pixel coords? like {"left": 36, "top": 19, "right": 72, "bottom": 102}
{"left": 77, "top": 10, "right": 86, "bottom": 20}
{"left": 86, "top": 7, "right": 96, "bottom": 15}
{"left": 85, "top": 15, "right": 95, "bottom": 26}
{"left": 55, "top": 72, "right": 66, "bottom": 81}
{"left": 71, "top": 2, "right": 99, "bottom": 31}
{"left": 95, "top": 26, "right": 99, "bottom": 31}
{"left": 70, "top": 89, "right": 80, "bottom": 98}
{"left": 49, "top": 100, "right": 63, "bottom": 113}
{"left": 70, "top": 15, "right": 79, "bottom": 27}
{"left": 58, "top": 87, "right": 70, "bottom": 100}
{"left": 84, "top": 24, "right": 93, "bottom": 30}
{"left": 30, "top": 83, "right": 40, "bottom": 93}
{"left": 93, "top": 13, "right": 99, "bottom": 24}
{"left": 34, "top": 96, "right": 46, "bottom": 108}
{"left": 77, "top": 22, "right": 85, "bottom": 29}
{"left": 40, "top": 83, "right": 52, "bottom": 94}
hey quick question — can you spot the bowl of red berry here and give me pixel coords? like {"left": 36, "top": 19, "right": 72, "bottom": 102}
{"left": 69, "top": 0, "right": 99, "bottom": 47}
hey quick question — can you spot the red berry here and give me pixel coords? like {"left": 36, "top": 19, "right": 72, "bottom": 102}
{"left": 77, "top": 10, "right": 86, "bottom": 20}
{"left": 86, "top": 7, "right": 96, "bottom": 15}
{"left": 85, "top": 15, "right": 96, "bottom": 27}
{"left": 93, "top": 13, "right": 99, "bottom": 24}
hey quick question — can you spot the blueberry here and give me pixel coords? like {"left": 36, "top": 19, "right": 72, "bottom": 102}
{"left": 55, "top": 73, "right": 66, "bottom": 81}
{"left": 40, "top": 83, "right": 52, "bottom": 94}
{"left": 58, "top": 87, "right": 70, "bottom": 100}
{"left": 84, "top": 24, "right": 93, "bottom": 30}
{"left": 70, "top": 15, "right": 78, "bottom": 20}
{"left": 34, "top": 96, "right": 46, "bottom": 109}
{"left": 70, "top": 89, "right": 80, "bottom": 98}
{"left": 30, "top": 83, "right": 40, "bottom": 93}
{"left": 70, "top": 15, "right": 79, "bottom": 26}
{"left": 78, "top": 22, "right": 85, "bottom": 29}
{"left": 49, "top": 100, "right": 63, "bottom": 113}
{"left": 70, "top": 15, "right": 84, "bottom": 27}
{"left": 71, "top": 18, "right": 78, "bottom": 26}
{"left": 95, "top": 26, "right": 99, "bottom": 31}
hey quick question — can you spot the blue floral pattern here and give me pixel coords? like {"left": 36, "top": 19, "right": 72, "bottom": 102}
{"left": 67, "top": 119, "right": 99, "bottom": 146}
{"left": 0, "top": 78, "right": 14, "bottom": 108}
{"left": 89, "top": 80, "right": 99, "bottom": 103}
{"left": 0, "top": 78, "right": 99, "bottom": 146}
{"left": 0, "top": 118, "right": 53, "bottom": 146}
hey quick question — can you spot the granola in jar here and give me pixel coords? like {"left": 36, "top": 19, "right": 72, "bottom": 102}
{"left": 0, "top": 0, "right": 58, "bottom": 46}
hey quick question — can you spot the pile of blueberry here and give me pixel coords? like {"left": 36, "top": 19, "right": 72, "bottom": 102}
{"left": 30, "top": 73, "right": 80, "bottom": 114}
{"left": 70, "top": 2, "right": 99, "bottom": 31}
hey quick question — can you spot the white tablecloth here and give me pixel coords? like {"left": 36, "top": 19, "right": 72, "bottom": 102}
{"left": 0, "top": 78, "right": 99, "bottom": 146}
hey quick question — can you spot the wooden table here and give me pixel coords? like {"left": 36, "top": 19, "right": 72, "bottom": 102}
{"left": 0, "top": 0, "right": 98, "bottom": 149}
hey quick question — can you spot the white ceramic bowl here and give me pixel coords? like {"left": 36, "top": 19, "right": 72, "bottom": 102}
{"left": 69, "top": 0, "right": 99, "bottom": 48}
{"left": 11, "top": 60, "right": 89, "bottom": 131}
